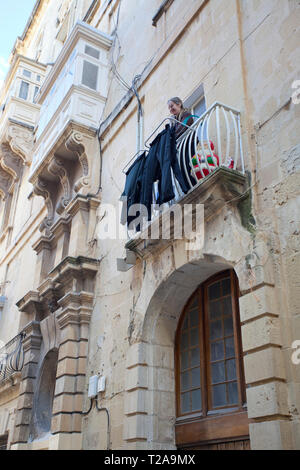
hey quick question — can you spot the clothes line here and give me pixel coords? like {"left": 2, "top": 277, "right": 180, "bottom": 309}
{"left": 122, "top": 116, "right": 196, "bottom": 174}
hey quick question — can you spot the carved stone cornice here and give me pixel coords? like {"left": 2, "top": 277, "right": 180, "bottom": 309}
{"left": 5, "top": 123, "right": 34, "bottom": 165}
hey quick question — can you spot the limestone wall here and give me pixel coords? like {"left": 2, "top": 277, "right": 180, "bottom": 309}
{"left": 0, "top": 0, "right": 299, "bottom": 450}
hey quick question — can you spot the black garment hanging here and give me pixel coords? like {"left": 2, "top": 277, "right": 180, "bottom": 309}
{"left": 141, "top": 125, "right": 189, "bottom": 220}
{"left": 120, "top": 151, "right": 147, "bottom": 228}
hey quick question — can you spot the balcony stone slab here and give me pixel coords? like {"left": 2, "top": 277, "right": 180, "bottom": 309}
{"left": 125, "top": 167, "right": 247, "bottom": 259}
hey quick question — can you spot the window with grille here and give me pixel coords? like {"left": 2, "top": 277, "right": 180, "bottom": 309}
{"left": 175, "top": 270, "right": 246, "bottom": 418}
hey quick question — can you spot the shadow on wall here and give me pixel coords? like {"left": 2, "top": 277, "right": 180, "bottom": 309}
{"left": 28, "top": 349, "right": 58, "bottom": 442}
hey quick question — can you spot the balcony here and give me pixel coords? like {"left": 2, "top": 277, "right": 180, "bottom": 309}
{"left": 119, "top": 102, "right": 248, "bottom": 269}
{"left": 30, "top": 21, "right": 113, "bottom": 179}
{"left": 0, "top": 333, "right": 25, "bottom": 385}
{"left": 0, "top": 55, "right": 46, "bottom": 163}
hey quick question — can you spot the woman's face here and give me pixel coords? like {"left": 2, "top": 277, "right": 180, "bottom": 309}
{"left": 168, "top": 100, "right": 182, "bottom": 116}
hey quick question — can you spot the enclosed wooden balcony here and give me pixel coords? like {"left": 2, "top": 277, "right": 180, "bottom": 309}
{"left": 30, "top": 21, "right": 113, "bottom": 180}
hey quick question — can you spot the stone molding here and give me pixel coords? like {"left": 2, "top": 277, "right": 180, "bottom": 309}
{"left": 30, "top": 125, "right": 100, "bottom": 234}
{"left": 12, "top": 255, "right": 100, "bottom": 448}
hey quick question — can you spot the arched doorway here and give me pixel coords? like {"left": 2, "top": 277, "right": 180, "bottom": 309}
{"left": 175, "top": 270, "right": 250, "bottom": 449}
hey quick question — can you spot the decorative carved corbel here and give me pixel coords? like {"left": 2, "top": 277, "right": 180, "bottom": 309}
{"left": 33, "top": 177, "right": 55, "bottom": 232}
{"left": 6, "top": 124, "right": 34, "bottom": 165}
{"left": 48, "top": 157, "right": 71, "bottom": 215}
{"left": 0, "top": 142, "right": 23, "bottom": 184}
{"left": 65, "top": 132, "right": 90, "bottom": 192}
{"left": 0, "top": 167, "right": 13, "bottom": 200}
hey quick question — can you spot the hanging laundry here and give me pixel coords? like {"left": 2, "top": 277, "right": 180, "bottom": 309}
{"left": 120, "top": 151, "right": 147, "bottom": 229}
{"left": 141, "top": 125, "right": 189, "bottom": 220}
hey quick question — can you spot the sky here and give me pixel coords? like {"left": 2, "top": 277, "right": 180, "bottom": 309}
{"left": 0, "top": 0, "right": 37, "bottom": 88}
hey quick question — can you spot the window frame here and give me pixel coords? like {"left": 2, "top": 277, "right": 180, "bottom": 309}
{"left": 19, "top": 80, "right": 30, "bottom": 101}
{"left": 175, "top": 270, "right": 246, "bottom": 422}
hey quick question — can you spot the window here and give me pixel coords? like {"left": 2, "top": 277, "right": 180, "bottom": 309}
{"left": 23, "top": 69, "right": 31, "bottom": 78}
{"left": 82, "top": 60, "right": 99, "bottom": 90}
{"left": 19, "top": 81, "right": 29, "bottom": 100}
{"left": 192, "top": 95, "right": 206, "bottom": 120}
{"left": 36, "top": 75, "right": 41, "bottom": 82}
{"left": 85, "top": 45, "right": 100, "bottom": 60}
{"left": 33, "top": 86, "right": 40, "bottom": 102}
{"left": 175, "top": 270, "right": 249, "bottom": 449}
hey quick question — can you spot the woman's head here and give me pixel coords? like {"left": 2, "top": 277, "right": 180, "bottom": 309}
{"left": 168, "top": 97, "right": 184, "bottom": 116}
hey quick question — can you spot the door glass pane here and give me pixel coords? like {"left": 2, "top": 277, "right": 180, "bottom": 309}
{"left": 212, "top": 384, "right": 227, "bottom": 407}
{"left": 206, "top": 274, "right": 241, "bottom": 411}
{"left": 222, "top": 278, "right": 231, "bottom": 296}
{"left": 179, "top": 294, "right": 202, "bottom": 414}
{"left": 227, "top": 381, "right": 238, "bottom": 405}
{"left": 191, "top": 389, "right": 202, "bottom": 411}
{"left": 191, "top": 367, "right": 201, "bottom": 388}
{"left": 180, "top": 331, "right": 188, "bottom": 350}
{"left": 225, "top": 337, "right": 235, "bottom": 358}
{"left": 182, "top": 315, "right": 188, "bottom": 331}
{"left": 224, "top": 316, "right": 233, "bottom": 336}
{"left": 211, "top": 340, "right": 224, "bottom": 361}
{"left": 190, "top": 328, "right": 199, "bottom": 347}
{"left": 181, "top": 392, "right": 190, "bottom": 414}
{"left": 210, "top": 320, "right": 222, "bottom": 340}
{"left": 190, "top": 347, "right": 200, "bottom": 367}
{"left": 189, "top": 309, "right": 198, "bottom": 327}
{"left": 211, "top": 361, "right": 226, "bottom": 384}
{"left": 208, "top": 281, "right": 221, "bottom": 300}
{"left": 223, "top": 296, "right": 232, "bottom": 316}
{"left": 181, "top": 371, "right": 189, "bottom": 392}
{"left": 180, "top": 350, "right": 189, "bottom": 370}
{"left": 209, "top": 300, "right": 222, "bottom": 320}
{"left": 226, "top": 359, "right": 237, "bottom": 381}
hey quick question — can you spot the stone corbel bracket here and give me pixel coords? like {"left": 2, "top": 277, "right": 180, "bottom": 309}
{"left": 33, "top": 177, "right": 55, "bottom": 233}
{"left": 0, "top": 142, "right": 24, "bottom": 197}
{"left": 65, "top": 131, "right": 90, "bottom": 194}
{"left": 5, "top": 123, "right": 34, "bottom": 166}
{"left": 48, "top": 157, "right": 72, "bottom": 215}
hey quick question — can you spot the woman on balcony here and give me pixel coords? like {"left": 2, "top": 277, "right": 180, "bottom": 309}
{"left": 167, "top": 97, "right": 194, "bottom": 139}
{"left": 168, "top": 97, "right": 197, "bottom": 189}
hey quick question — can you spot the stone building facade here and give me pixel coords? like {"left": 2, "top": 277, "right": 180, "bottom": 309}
{"left": 0, "top": 0, "right": 299, "bottom": 450}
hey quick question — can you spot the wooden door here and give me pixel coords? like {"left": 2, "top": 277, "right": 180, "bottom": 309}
{"left": 175, "top": 271, "right": 250, "bottom": 450}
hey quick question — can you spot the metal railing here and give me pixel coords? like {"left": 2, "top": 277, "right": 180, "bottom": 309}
{"left": 175, "top": 101, "right": 245, "bottom": 194}
{"left": 0, "top": 333, "right": 25, "bottom": 383}
{"left": 122, "top": 101, "right": 245, "bottom": 228}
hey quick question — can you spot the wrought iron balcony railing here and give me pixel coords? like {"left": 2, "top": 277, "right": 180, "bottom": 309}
{"left": 0, "top": 333, "right": 25, "bottom": 383}
{"left": 132, "top": 101, "right": 245, "bottom": 217}
{"left": 175, "top": 101, "right": 244, "bottom": 189}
